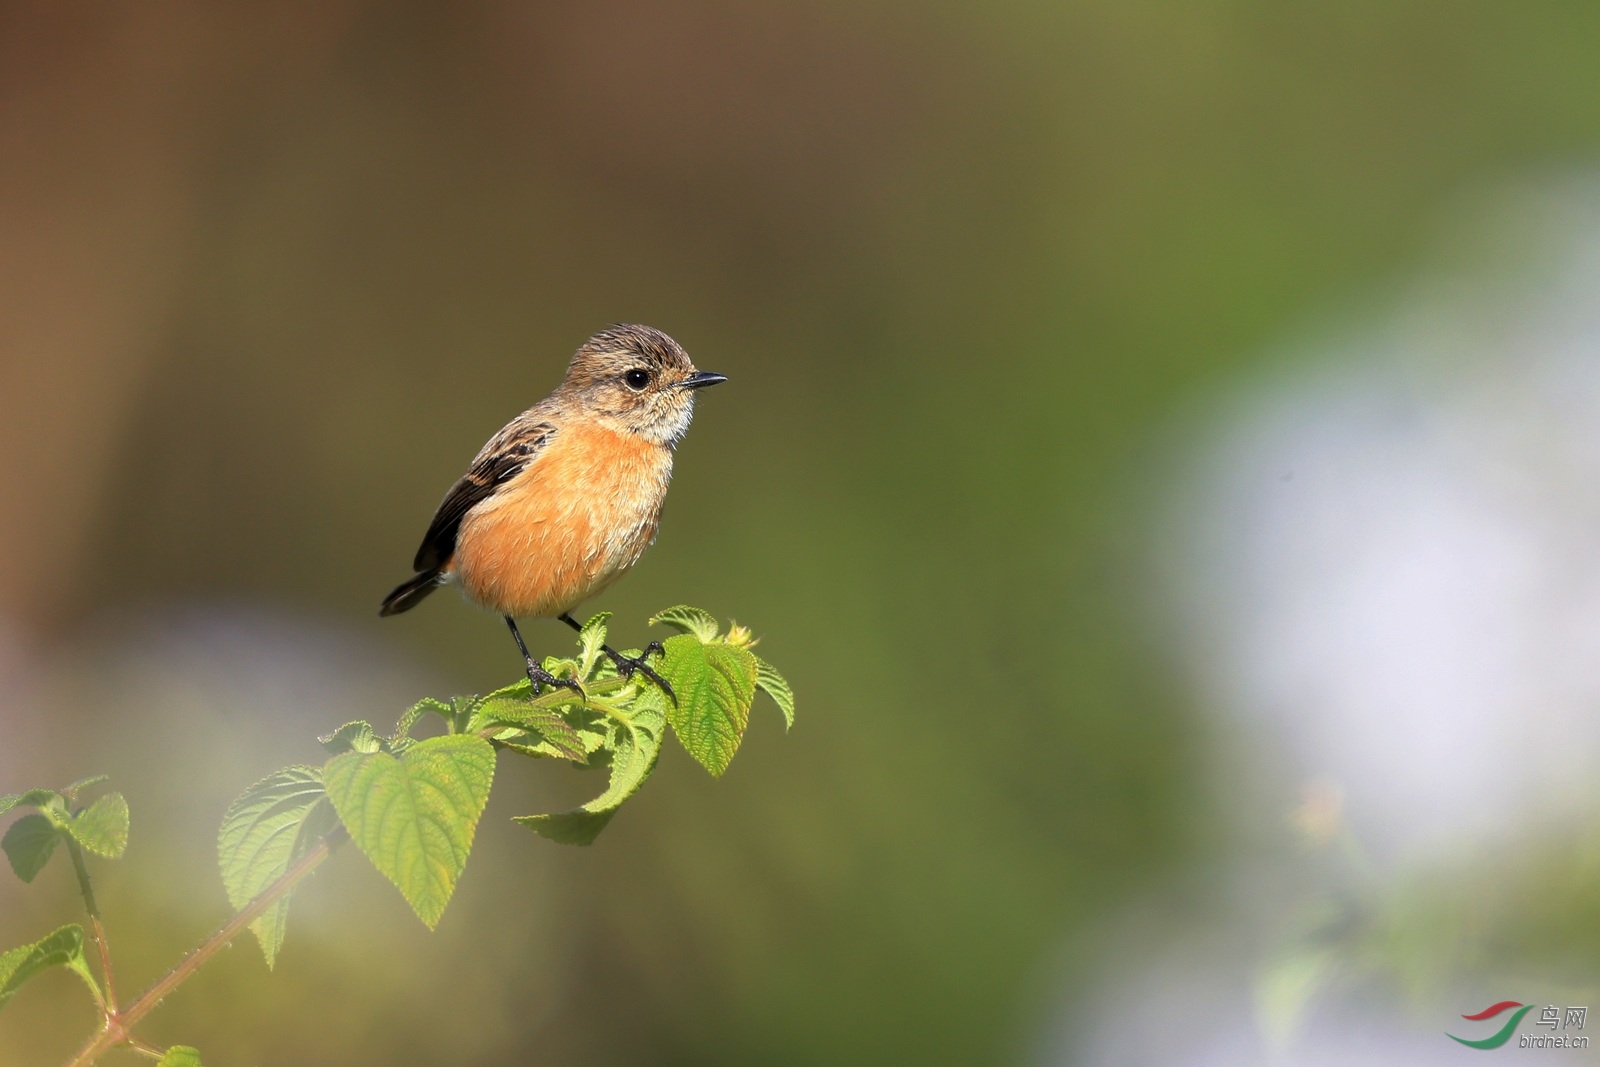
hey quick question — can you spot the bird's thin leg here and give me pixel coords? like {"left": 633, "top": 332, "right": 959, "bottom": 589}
{"left": 505, "top": 616, "right": 583, "bottom": 697}
{"left": 558, "top": 613, "right": 674, "bottom": 702}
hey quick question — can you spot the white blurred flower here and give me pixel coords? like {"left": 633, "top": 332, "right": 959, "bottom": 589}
{"left": 1044, "top": 180, "right": 1600, "bottom": 1066}
{"left": 1172, "top": 187, "right": 1600, "bottom": 862}
{"left": 1038, "top": 927, "right": 1466, "bottom": 1066}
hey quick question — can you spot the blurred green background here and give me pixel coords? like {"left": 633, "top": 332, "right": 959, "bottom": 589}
{"left": 6, "top": 3, "right": 1600, "bottom": 1064}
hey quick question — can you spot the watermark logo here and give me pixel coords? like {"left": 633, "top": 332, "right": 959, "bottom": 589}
{"left": 1447, "top": 1002, "right": 1588, "bottom": 1050}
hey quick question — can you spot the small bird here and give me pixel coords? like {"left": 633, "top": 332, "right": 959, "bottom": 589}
{"left": 380, "top": 324, "right": 726, "bottom": 697}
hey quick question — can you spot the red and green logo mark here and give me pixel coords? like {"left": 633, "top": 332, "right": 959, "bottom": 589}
{"left": 1448, "top": 1002, "right": 1534, "bottom": 1049}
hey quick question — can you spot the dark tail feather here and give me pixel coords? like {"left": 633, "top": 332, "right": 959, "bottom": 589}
{"left": 380, "top": 569, "right": 445, "bottom": 616}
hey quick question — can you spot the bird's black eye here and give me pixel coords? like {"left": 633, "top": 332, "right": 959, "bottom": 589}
{"left": 623, "top": 368, "right": 652, "bottom": 390}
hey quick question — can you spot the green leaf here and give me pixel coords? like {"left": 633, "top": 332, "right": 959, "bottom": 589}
{"left": 157, "top": 1046, "right": 204, "bottom": 1067}
{"left": 515, "top": 697, "right": 666, "bottom": 845}
{"left": 657, "top": 635, "right": 758, "bottom": 777}
{"left": 68, "top": 792, "right": 129, "bottom": 859}
{"left": 497, "top": 706, "right": 612, "bottom": 764}
{"left": 649, "top": 605, "right": 720, "bottom": 642}
{"left": 318, "top": 720, "right": 381, "bottom": 756}
{"left": 3, "top": 814, "right": 62, "bottom": 882}
{"left": 577, "top": 612, "right": 612, "bottom": 677}
{"left": 753, "top": 655, "right": 795, "bottom": 730}
{"left": 323, "top": 735, "right": 495, "bottom": 928}
{"left": 60, "top": 775, "right": 109, "bottom": 801}
{"left": 537, "top": 657, "right": 586, "bottom": 692}
{"left": 0, "top": 924, "right": 98, "bottom": 1014}
{"left": 218, "top": 767, "right": 339, "bottom": 967}
{"left": 473, "top": 696, "right": 588, "bottom": 761}
{"left": 0, "top": 789, "right": 62, "bottom": 818}
{"left": 393, "top": 698, "right": 453, "bottom": 749}
{"left": 479, "top": 679, "right": 532, "bottom": 703}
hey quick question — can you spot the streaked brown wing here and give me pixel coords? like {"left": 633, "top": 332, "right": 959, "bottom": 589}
{"left": 411, "top": 418, "right": 557, "bottom": 571}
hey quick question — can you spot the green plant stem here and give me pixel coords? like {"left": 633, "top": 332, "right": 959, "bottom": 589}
{"left": 61, "top": 826, "right": 347, "bottom": 1067}
{"left": 65, "top": 838, "right": 114, "bottom": 1014}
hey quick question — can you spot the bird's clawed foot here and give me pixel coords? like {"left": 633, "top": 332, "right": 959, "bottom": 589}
{"left": 524, "top": 660, "right": 585, "bottom": 700}
{"left": 605, "top": 643, "right": 674, "bottom": 703}
{"left": 506, "top": 614, "right": 584, "bottom": 699}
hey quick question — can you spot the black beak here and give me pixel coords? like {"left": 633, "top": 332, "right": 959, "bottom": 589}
{"left": 680, "top": 371, "right": 728, "bottom": 390}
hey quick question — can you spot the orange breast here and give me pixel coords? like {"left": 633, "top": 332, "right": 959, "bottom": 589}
{"left": 451, "top": 424, "right": 672, "bottom": 618}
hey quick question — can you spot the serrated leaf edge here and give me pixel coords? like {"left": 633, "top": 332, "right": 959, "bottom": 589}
{"left": 752, "top": 655, "right": 795, "bottom": 730}
{"left": 514, "top": 705, "right": 664, "bottom": 846}
{"left": 68, "top": 792, "right": 129, "bottom": 859}
{"left": 0, "top": 924, "right": 100, "bottom": 1013}
{"left": 649, "top": 605, "right": 720, "bottom": 642}
{"left": 322, "top": 735, "right": 495, "bottom": 929}
{"left": 217, "top": 766, "right": 332, "bottom": 967}
{"left": 3, "top": 814, "right": 63, "bottom": 882}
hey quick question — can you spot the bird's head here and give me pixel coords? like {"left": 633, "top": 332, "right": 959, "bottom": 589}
{"left": 560, "top": 324, "right": 726, "bottom": 447}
